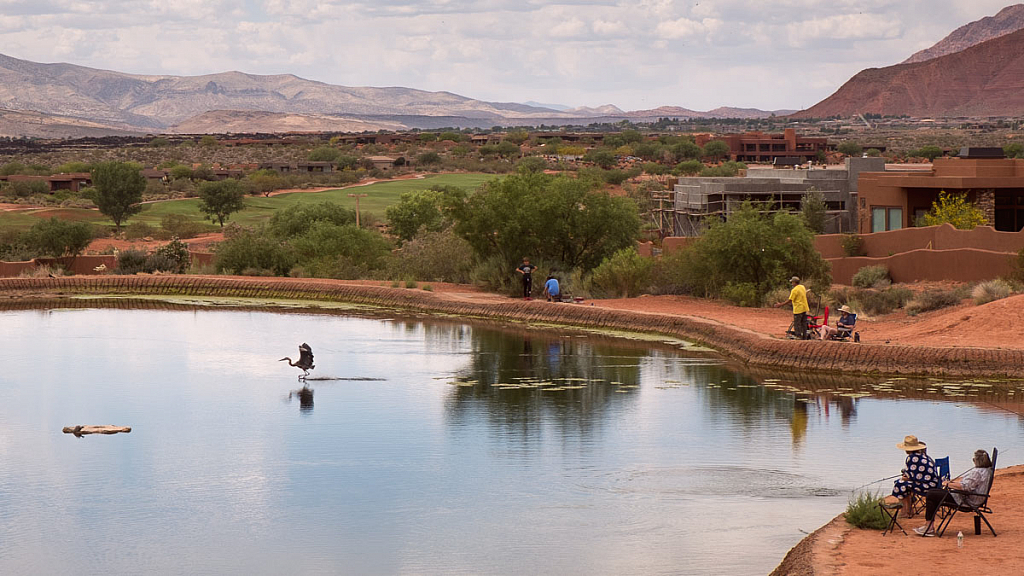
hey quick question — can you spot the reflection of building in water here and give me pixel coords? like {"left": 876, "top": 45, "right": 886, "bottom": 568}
{"left": 790, "top": 400, "right": 808, "bottom": 447}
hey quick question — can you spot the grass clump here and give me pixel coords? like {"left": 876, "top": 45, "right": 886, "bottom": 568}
{"left": 845, "top": 491, "right": 890, "bottom": 530}
{"left": 973, "top": 279, "right": 1013, "bottom": 305}
{"left": 404, "top": 279, "right": 418, "bottom": 289}
{"left": 851, "top": 265, "right": 890, "bottom": 289}
{"left": 906, "top": 289, "right": 963, "bottom": 316}
{"left": 422, "top": 284, "right": 433, "bottom": 291}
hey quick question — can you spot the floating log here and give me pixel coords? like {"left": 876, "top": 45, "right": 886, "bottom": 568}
{"left": 63, "top": 425, "right": 132, "bottom": 437}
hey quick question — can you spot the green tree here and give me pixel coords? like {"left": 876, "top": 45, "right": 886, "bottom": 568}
{"left": 55, "top": 161, "right": 91, "bottom": 173}
{"left": 197, "top": 179, "right": 247, "bottom": 227}
{"left": 291, "top": 222, "right": 393, "bottom": 276}
{"left": 620, "top": 129, "right": 643, "bottom": 144}
{"left": 671, "top": 141, "right": 703, "bottom": 161}
{"left": 438, "top": 131, "right": 463, "bottom": 143}
{"left": 910, "top": 145, "right": 943, "bottom": 161}
{"left": 385, "top": 185, "right": 468, "bottom": 242}
{"left": 308, "top": 146, "right": 341, "bottom": 162}
{"left": 515, "top": 156, "right": 548, "bottom": 174}
{"left": 837, "top": 141, "right": 863, "bottom": 156}
{"left": 169, "top": 165, "right": 194, "bottom": 180}
{"left": 416, "top": 151, "right": 442, "bottom": 165}
{"left": 675, "top": 160, "right": 704, "bottom": 176}
{"left": 702, "top": 140, "right": 731, "bottom": 160}
{"left": 587, "top": 248, "right": 654, "bottom": 298}
{"left": 1004, "top": 143, "right": 1024, "bottom": 159}
{"left": 199, "top": 135, "right": 219, "bottom": 147}
{"left": 214, "top": 227, "right": 295, "bottom": 276}
{"left": 865, "top": 148, "right": 882, "bottom": 157}
{"left": 91, "top": 161, "right": 146, "bottom": 232}
{"left": 800, "top": 188, "right": 828, "bottom": 234}
{"left": 149, "top": 137, "right": 171, "bottom": 147}
{"left": 920, "top": 191, "right": 987, "bottom": 229}
{"left": 454, "top": 172, "right": 640, "bottom": 270}
{"left": 269, "top": 201, "right": 357, "bottom": 238}
{"left": 676, "top": 201, "right": 831, "bottom": 305}
{"left": 25, "top": 218, "right": 94, "bottom": 257}
{"left": 495, "top": 140, "right": 522, "bottom": 158}
{"left": 418, "top": 133, "right": 438, "bottom": 142}
{"left": 584, "top": 149, "right": 616, "bottom": 169}
{"left": 505, "top": 130, "right": 530, "bottom": 145}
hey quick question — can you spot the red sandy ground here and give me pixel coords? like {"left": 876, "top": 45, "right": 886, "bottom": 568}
{"left": 773, "top": 465, "right": 1024, "bottom": 575}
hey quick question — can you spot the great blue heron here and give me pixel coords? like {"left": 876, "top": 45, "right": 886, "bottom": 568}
{"left": 280, "top": 343, "right": 315, "bottom": 380}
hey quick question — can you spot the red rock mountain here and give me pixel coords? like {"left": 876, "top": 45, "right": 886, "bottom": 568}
{"left": 791, "top": 27, "right": 1024, "bottom": 118}
{"left": 903, "top": 4, "right": 1024, "bottom": 64}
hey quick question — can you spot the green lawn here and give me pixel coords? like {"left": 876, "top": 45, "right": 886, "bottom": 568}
{"left": 1, "top": 173, "right": 495, "bottom": 232}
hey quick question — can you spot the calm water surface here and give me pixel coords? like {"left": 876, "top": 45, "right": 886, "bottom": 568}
{"left": 0, "top": 305, "right": 1022, "bottom": 575}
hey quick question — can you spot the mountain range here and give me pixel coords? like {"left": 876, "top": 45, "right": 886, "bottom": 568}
{"left": 0, "top": 52, "right": 789, "bottom": 137}
{"left": 794, "top": 4, "right": 1024, "bottom": 118}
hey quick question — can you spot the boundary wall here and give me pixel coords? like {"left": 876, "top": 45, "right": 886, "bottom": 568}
{"left": 662, "top": 223, "right": 1024, "bottom": 284}
{"left": 2, "top": 275, "right": 1022, "bottom": 378}
{"left": 0, "top": 252, "right": 215, "bottom": 278}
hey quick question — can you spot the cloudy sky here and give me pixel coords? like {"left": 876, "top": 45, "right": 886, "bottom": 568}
{"left": 0, "top": 0, "right": 1016, "bottom": 111}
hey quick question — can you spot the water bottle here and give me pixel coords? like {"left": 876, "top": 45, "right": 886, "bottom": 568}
{"left": 957, "top": 531, "right": 964, "bottom": 548}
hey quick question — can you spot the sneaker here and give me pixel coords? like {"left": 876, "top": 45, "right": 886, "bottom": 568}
{"left": 913, "top": 526, "right": 935, "bottom": 536}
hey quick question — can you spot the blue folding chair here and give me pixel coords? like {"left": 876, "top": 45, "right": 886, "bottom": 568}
{"left": 912, "top": 456, "right": 950, "bottom": 515}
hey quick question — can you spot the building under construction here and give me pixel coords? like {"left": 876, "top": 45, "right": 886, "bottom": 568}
{"left": 664, "top": 157, "right": 884, "bottom": 236}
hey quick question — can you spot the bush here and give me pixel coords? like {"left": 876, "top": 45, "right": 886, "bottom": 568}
{"left": 851, "top": 265, "right": 890, "bottom": 289}
{"left": 124, "top": 222, "right": 157, "bottom": 240}
{"left": 393, "top": 228, "right": 474, "bottom": 283}
{"left": 840, "top": 234, "right": 864, "bottom": 257}
{"left": 24, "top": 218, "right": 95, "bottom": 257}
{"left": 721, "top": 281, "right": 759, "bottom": 307}
{"left": 674, "top": 160, "right": 704, "bottom": 176}
{"left": 973, "top": 279, "right": 1013, "bottom": 305}
{"left": 906, "top": 289, "right": 963, "bottom": 316}
{"left": 845, "top": 492, "right": 889, "bottom": 530}
{"left": 649, "top": 249, "right": 692, "bottom": 295}
{"left": 831, "top": 286, "right": 912, "bottom": 316}
{"left": 5, "top": 179, "right": 50, "bottom": 198}
{"left": 270, "top": 202, "right": 356, "bottom": 239}
{"left": 154, "top": 238, "right": 191, "bottom": 273}
{"left": 290, "top": 222, "right": 393, "bottom": 273}
{"left": 800, "top": 189, "right": 827, "bottom": 234}
{"left": 919, "top": 191, "right": 986, "bottom": 230}
{"left": 404, "top": 280, "right": 418, "bottom": 288}
{"left": 586, "top": 248, "right": 653, "bottom": 298}
{"left": 115, "top": 249, "right": 152, "bottom": 274}
{"left": 215, "top": 227, "right": 296, "bottom": 276}
{"left": 160, "top": 213, "right": 210, "bottom": 239}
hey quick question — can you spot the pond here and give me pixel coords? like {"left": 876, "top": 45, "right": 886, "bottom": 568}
{"left": 1, "top": 303, "right": 1022, "bottom": 575}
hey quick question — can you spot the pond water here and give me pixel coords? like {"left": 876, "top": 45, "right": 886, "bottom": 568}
{"left": 1, "top": 303, "right": 1022, "bottom": 575}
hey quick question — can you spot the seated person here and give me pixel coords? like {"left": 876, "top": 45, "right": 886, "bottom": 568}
{"left": 891, "top": 435, "right": 939, "bottom": 518}
{"left": 820, "top": 305, "right": 856, "bottom": 340}
{"left": 914, "top": 449, "right": 993, "bottom": 537}
{"left": 543, "top": 275, "right": 560, "bottom": 302}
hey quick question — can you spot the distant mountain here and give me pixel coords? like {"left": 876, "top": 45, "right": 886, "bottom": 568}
{"left": 707, "top": 106, "right": 797, "bottom": 119}
{"left": 169, "top": 110, "right": 406, "bottom": 134}
{"left": 791, "top": 27, "right": 1024, "bottom": 118}
{"left": 0, "top": 52, "right": 797, "bottom": 136}
{"left": 521, "top": 101, "right": 572, "bottom": 111}
{"left": 903, "top": 4, "right": 1024, "bottom": 64}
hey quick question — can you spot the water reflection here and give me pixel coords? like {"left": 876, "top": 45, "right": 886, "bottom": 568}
{"left": 288, "top": 386, "right": 314, "bottom": 414}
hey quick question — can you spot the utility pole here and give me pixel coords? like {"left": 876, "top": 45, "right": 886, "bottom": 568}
{"left": 348, "top": 193, "right": 368, "bottom": 227}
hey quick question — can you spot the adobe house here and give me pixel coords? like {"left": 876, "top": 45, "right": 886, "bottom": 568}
{"left": 366, "top": 156, "right": 398, "bottom": 170}
{"left": 1, "top": 173, "right": 92, "bottom": 193}
{"left": 258, "top": 162, "right": 294, "bottom": 173}
{"left": 696, "top": 128, "right": 827, "bottom": 164}
{"left": 857, "top": 148, "right": 1024, "bottom": 233}
{"left": 140, "top": 168, "right": 169, "bottom": 183}
{"left": 296, "top": 162, "right": 334, "bottom": 173}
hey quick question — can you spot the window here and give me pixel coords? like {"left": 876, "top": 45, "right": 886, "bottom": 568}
{"left": 871, "top": 206, "right": 903, "bottom": 232}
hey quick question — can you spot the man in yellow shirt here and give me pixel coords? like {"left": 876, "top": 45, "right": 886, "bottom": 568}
{"left": 776, "top": 276, "right": 809, "bottom": 339}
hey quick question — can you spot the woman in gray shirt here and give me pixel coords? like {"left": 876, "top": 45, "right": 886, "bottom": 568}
{"left": 914, "top": 449, "right": 993, "bottom": 536}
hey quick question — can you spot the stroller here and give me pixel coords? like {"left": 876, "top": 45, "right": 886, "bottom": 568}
{"left": 786, "top": 295, "right": 828, "bottom": 340}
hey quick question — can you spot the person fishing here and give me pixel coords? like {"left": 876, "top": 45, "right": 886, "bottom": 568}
{"left": 890, "top": 435, "right": 940, "bottom": 518}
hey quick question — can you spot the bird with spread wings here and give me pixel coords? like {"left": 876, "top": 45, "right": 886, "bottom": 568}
{"left": 280, "top": 343, "right": 315, "bottom": 380}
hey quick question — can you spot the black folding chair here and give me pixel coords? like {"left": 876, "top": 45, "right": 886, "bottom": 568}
{"left": 935, "top": 447, "right": 998, "bottom": 537}
{"left": 879, "top": 499, "right": 907, "bottom": 536}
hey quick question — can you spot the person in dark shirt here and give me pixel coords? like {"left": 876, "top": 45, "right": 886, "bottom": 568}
{"left": 515, "top": 258, "right": 536, "bottom": 299}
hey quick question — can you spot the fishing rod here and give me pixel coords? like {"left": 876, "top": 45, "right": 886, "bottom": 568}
{"left": 851, "top": 474, "right": 899, "bottom": 493}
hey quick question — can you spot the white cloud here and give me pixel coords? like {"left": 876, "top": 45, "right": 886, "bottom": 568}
{"left": 0, "top": 0, "right": 1017, "bottom": 110}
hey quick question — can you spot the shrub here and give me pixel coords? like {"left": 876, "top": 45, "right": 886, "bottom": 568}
{"left": 160, "top": 213, "right": 210, "bottom": 239}
{"left": 124, "top": 222, "right": 157, "bottom": 240}
{"left": 404, "top": 280, "right": 418, "bottom": 288}
{"left": 5, "top": 179, "right": 50, "bottom": 198}
{"left": 270, "top": 202, "right": 356, "bottom": 239}
{"left": 721, "top": 281, "right": 759, "bottom": 307}
{"left": 586, "top": 248, "right": 654, "bottom": 298}
{"left": 674, "top": 160, "right": 704, "bottom": 176}
{"left": 154, "top": 238, "right": 191, "bottom": 273}
{"left": 845, "top": 492, "right": 889, "bottom": 530}
{"left": 840, "top": 234, "right": 864, "bottom": 257}
{"left": 422, "top": 284, "right": 433, "bottom": 291}
{"left": 800, "top": 188, "right": 827, "bottom": 234}
{"left": 115, "top": 249, "right": 152, "bottom": 274}
{"left": 649, "top": 249, "right": 693, "bottom": 295}
{"left": 393, "top": 228, "right": 474, "bottom": 283}
{"left": 1009, "top": 246, "right": 1024, "bottom": 284}
{"left": 832, "top": 286, "right": 912, "bottom": 316}
{"left": 972, "top": 279, "right": 1013, "bottom": 305}
{"left": 919, "top": 191, "right": 986, "bottom": 230}
{"left": 24, "top": 218, "right": 95, "bottom": 257}
{"left": 851, "top": 265, "right": 890, "bottom": 289}
{"left": 906, "top": 289, "right": 963, "bottom": 316}
{"left": 214, "top": 227, "right": 296, "bottom": 276}
{"left": 290, "top": 222, "right": 393, "bottom": 273}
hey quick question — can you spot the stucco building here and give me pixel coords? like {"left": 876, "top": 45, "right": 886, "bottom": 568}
{"left": 695, "top": 128, "right": 828, "bottom": 164}
{"left": 856, "top": 149, "right": 1024, "bottom": 233}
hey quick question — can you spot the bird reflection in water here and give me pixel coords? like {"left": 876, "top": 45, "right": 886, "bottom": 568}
{"left": 289, "top": 386, "right": 314, "bottom": 414}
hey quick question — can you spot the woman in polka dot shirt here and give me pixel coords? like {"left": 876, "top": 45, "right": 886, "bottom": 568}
{"left": 892, "top": 435, "right": 939, "bottom": 518}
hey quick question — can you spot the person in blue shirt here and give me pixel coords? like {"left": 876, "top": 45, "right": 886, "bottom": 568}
{"left": 543, "top": 275, "right": 560, "bottom": 302}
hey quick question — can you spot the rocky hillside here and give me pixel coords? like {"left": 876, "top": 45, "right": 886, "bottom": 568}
{"left": 903, "top": 4, "right": 1024, "bottom": 64}
{"left": 168, "top": 110, "right": 405, "bottom": 134}
{"left": 791, "top": 27, "right": 1024, "bottom": 118}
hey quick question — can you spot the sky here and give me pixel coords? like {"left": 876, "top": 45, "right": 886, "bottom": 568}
{"left": 0, "top": 0, "right": 1016, "bottom": 112}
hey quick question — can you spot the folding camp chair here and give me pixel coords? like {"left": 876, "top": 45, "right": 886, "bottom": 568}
{"left": 879, "top": 498, "right": 907, "bottom": 536}
{"left": 935, "top": 447, "right": 998, "bottom": 537}
{"left": 807, "top": 306, "right": 829, "bottom": 340}
{"left": 912, "top": 456, "right": 950, "bottom": 516}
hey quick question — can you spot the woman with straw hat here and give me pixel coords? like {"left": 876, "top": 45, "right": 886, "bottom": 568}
{"left": 892, "top": 435, "right": 940, "bottom": 518}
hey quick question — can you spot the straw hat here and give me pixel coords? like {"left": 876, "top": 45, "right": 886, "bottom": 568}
{"left": 838, "top": 305, "right": 853, "bottom": 314}
{"left": 896, "top": 435, "right": 927, "bottom": 451}
{"left": 790, "top": 276, "right": 800, "bottom": 283}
